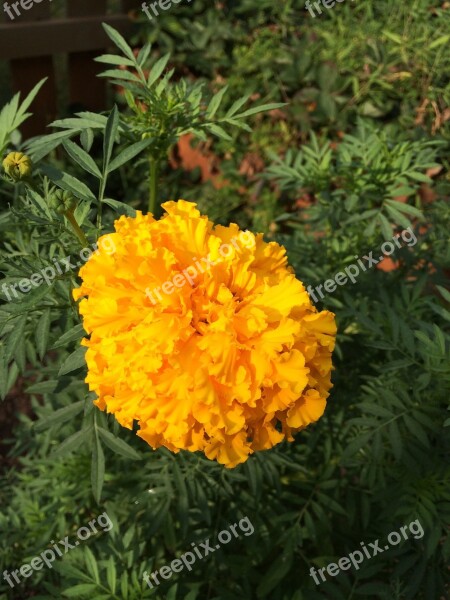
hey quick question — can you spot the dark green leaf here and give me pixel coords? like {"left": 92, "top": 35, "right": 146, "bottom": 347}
{"left": 102, "top": 198, "right": 136, "bottom": 217}
{"left": 103, "top": 105, "right": 120, "bottom": 174}
{"left": 35, "top": 308, "right": 51, "bottom": 360}
{"left": 97, "top": 427, "right": 141, "bottom": 460}
{"left": 92, "top": 430, "right": 105, "bottom": 503}
{"left": 58, "top": 346, "right": 87, "bottom": 377}
{"left": 52, "top": 324, "right": 85, "bottom": 349}
{"left": 63, "top": 139, "right": 102, "bottom": 179}
{"left": 40, "top": 164, "right": 96, "bottom": 202}
{"left": 102, "top": 24, "right": 136, "bottom": 62}
{"left": 34, "top": 400, "right": 84, "bottom": 432}
{"left": 107, "top": 138, "right": 153, "bottom": 173}
{"left": 147, "top": 53, "right": 171, "bottom": 87}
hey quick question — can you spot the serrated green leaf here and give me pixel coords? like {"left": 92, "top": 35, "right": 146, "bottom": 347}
{"left": 26, "top": 130, "right": 74, "bottom": 161}
{"left": 102, "top": 198, "right": 136, "bottom": 217}
{"left": 5, "top": 362, "right": 19, "bottom": 398}
{"left": 207, "top": 85, "right": 229, "bottom": 118}
{"left": 148, "top": 53, "right": 171, "bottom": 87}
{"left": 225, "top": 94, "right": 251, "bottom": 118}
{"left": 436, "top": 285, "right": 450, "bottom": 304}
{"left": 34, "top": 400, "right": 84, "bottom": 432}
{"left": 58, "top": 346, "right": 87, "bottom": 377}
{"left": 385, "top": 202, "right": 412, "bottom": 229}
{"left": 378, "top": 213, "right": 393, "bottom": 240}
{"left": 137, "top": 44, "right": 152, "bottom": 67}
{"left": 102, "top": 24, "right": 136, "bottom": 62}
{"left": 120, "top": 572, "right": 129, "bottom": 599}
{"left": 35, "top": 308, "right": 51, "bottom": 360}
{"left": 63, "top": 139, "right": 102, "bottom": 179}
{"left": 385, "top": 199, "right": 423, "bottom": 220}
{"left": 40, "top": 164, "right": 96, "bottom": 202}
{"left": 204, "top": 123, "right": 232, "bottom": 140}
{"left": 63, "top": 583, "right": 98, "bottom": 597}
{"left": 51, "top": 427, "right": 93, "bottom": 457}
{"left": 17, "top": 78, "right": 47, "bottom": 122}
{"left": 0, "top": 346, "right": 9, "bottom": 399}
{"left": 1, "top": 283, "right": 50, "bottom": 315}
{"left": 94, "top": 54, "right": 135, "bottom": 67}
{"left": 359, "top": 403, "right": 394, "bottom": 419}
{"left": 92, "top": 430, "right": 105, "bottom": 503}
{"left": 234, "top": 102, "right": 285, "bottom": 119}
{"left": 342, "top": 433, "right": 372, "bottom": 460}
{"left": 5, "top": 313, "right": 27, "bottom": 364}
{"left": 106, "top": 556, "right": 116, "bottom": 594}
{"left": 407, "top": 171, "right": 431, "bottom": 184}
{"left": 84, "top": 547, "right": 100, "bottom": 584}
{"left": 103, "top": 105, "right": 120, "bottom": 174}
{"left": 80, "top": 128, "right": 94, "bottom": 153}
{"left": 97, "top": 427, "right": 141, "bottom": 460}
{"left": 383, "top": 30, "right": 403, "bottom": 44}
{"left": 107, "top": 138, "right": 153, "bottom": 173}
{"left": 26, "top": 379, "right": 84, "bottom": 394}
{"left": 98, "top": 69, "right": 141, "bottom": 83}
{"left": 52, "top": 324, "right": 85, "bottom": 349}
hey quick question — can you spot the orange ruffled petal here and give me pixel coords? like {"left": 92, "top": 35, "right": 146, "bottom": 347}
{"left": 73, "top": 201, "right": 336, "bottom": 468}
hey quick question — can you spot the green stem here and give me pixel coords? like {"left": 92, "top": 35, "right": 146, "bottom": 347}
{"left": 65, "top": 210, "right": 89, "bottom": 247}
{"left": 97, "top": 177, "right": 106, "bottom": 231}
{"left": 148, "top": 159, "right": 159, "bottom": 215}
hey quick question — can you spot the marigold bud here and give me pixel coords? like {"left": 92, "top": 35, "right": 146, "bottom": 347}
{"left": 2, "top": 152, "right": 32, "bottom": 181}
{"left": 48, "top": 189, "right": 77, "bottom": 214}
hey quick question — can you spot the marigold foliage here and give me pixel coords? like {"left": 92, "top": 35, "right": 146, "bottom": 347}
{"left": 73, "top": 201, "right": 336, "bottom": 467}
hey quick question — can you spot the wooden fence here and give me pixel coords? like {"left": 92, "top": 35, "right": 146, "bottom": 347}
{"left": 0, "top": 0, "right": 141, "bottom": 136}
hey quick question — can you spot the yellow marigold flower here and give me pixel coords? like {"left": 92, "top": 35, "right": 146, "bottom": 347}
{"left": 2, "top": 152, "right": 32, "bottom": 181}
{"left": 73, "top": 201, "right": 336, "bottom": 468}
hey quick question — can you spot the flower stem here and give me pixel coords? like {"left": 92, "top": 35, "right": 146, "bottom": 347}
{"left": 65, "top": 210, "right": 89, "bottom": 247}
{"left": 148, "top": 159, "right": 159, "bottom": 215}
{"left": 97, "top": 177, "right": 106, "bottom": 231}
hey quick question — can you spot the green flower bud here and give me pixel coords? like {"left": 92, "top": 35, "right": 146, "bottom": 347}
{"left": 2, "top": 152, "right": 32, "bottom": 181}
{"left": 48, "top": 189, "right": 77, "bottom": 214}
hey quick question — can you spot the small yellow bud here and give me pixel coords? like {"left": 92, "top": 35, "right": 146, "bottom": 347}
{"left": 2, "top": 152, "right": 32, "bottom": 181}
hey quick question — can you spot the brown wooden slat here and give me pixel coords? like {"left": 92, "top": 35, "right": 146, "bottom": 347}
{"left": 68, "top": 0, "right": 107, "bottom": 17}
{"left": 121, "top": 0, "right": 142, "bottom": 12}
{"left": 10, "top": 57, "right": 57, "bottom": 137}
{"left": 0, "top": 15, "right": 133, "bottom": 60}
{"left": 8, "top": 0, "right": 56, "bottom": 137}
{"left": 66, "top": 1, "right": 108, "bottom": 114}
